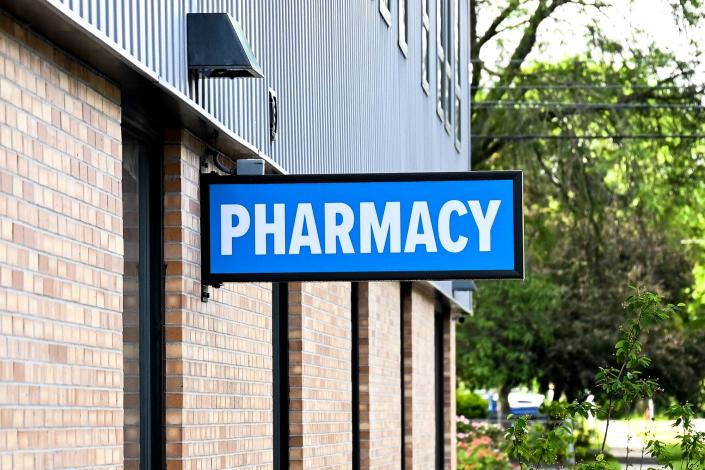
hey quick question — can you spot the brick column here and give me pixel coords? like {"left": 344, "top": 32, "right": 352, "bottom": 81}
{"left": 288, "top": 282, "right": 353, "bottom": 469}
{"left": 357, "top": 282, "right": 402, "bottom": 469}
{"left": 163, "top": 130, "right": 274, "bottom": 469}
{"left": 402, "top": 285, "right": 437, "bottom": 470}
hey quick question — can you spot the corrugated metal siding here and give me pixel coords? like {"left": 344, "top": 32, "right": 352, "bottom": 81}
{"left": 55, "top": 0, "right": 470, "bottom": 174}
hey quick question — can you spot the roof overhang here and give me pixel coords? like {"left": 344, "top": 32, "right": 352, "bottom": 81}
{"left": 0, "top": 0, "right": 284, "bottom": 174}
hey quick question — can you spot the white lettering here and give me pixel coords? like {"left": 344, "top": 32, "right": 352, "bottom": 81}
{"left": 220, "top": 204, "right": 250, "bottom": 256}
{"left": 438, "top": 200, "right": 468, "bottom": 253}
{"left": 289, "top": 203, "right": 322, "bottom": 254}
{"left": 359, "top": 202, "right": 401, "bottom": 253}
{"left": 404, "top": 201, "right": 437, "bottom": 253}
{"left": 468, "top": 200, "right": 501, "bottom": 252}
{"left": 255, "top": 203, "right": 286, "bottom": 255}
{"left": 324, "top": 203, "right": 355, "bottom": 254}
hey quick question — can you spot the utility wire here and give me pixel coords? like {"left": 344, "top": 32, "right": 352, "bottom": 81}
{"left": 471, "top": 134, "right": 705, "bottom": 140}
{"left": 470, "top": 84, "right": 697, "bottom": 90}
{"left": 472, "top": 102, "right": 705, "bottom": 110}
{"left": 469, "top": 58, "right": 699, "bottom": 64}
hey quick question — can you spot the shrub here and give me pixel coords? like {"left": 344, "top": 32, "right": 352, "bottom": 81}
{"left": 456, "top": 417, "right": 512, "bottom": 470}
{"left": 457, "top": 385, "right": 489, "bottom": 419}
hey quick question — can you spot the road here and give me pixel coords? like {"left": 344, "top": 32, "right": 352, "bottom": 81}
{"left": 598, "top": 419, "right": 705, "bottom": 469}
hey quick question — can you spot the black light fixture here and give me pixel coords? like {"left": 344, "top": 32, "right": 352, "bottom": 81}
{"left": 187, "top": 13, "right": 264, "bottom": 79}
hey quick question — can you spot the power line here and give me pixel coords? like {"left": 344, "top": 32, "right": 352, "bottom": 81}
{"left": 471, "top": 134, "right": 705, "bottom": 141}
{"left": 470, "top": 84, "right": 696, "bottom": 91}
{"left": 472, "top": 101, "right": 705, "bottom": 110}
{"left": 469, "top": 58, "right": 700, "bottom": 64}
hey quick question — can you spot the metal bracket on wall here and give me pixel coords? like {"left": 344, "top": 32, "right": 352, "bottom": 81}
{"left": 201, "top": 282, "right": 222, "bottom": 303}
{"left": 200, "top": 155, "right": 265, "bottom": 302}
{"left": 200, "top": 154, "right": 210, "bottom": 173}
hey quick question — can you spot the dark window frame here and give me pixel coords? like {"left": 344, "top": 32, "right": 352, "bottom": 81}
{"left": 351, "top": 283, "right": 361, "bottom": 469}
{"left": 453, "top": 0, "right": 462, "bottom": 150}
{"left": 400, "top": 282, "right": 411, "bottom": 470}
{"left": 434, "top": 306, "right": 446, "bottom": 470}
{"left": 122, "top": 124, "right": 165, "bottom": 470}
{"left": 273, "top": 282, "right": 290, "bottom": 469}
{"left": 422, "top": 0, "right": 431, "bottom": 93}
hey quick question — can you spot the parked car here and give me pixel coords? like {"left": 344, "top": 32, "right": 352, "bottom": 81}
{"left": 486, "top": 391, "right": 546, "bottom": 418}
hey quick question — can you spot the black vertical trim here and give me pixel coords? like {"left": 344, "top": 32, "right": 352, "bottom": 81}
{"left": 137, "top": 141, "right": 152, "bottom": 468}
{"left": 127, "top": 127, "right": 165, "bottom": 470}
{"left": 148, "top": 145, "right": 165, "bottom": 470}
{"left": 273, "top": 282, "right": 289, "bottom": 469}
{"left": 400, "top": 282, "right": 411, "bottom": 470}
{"left": 351, "top": 283, "right": 360, "bottom": 469}
{"left": 434, "top": 309, "right": 445, "bottom": 470}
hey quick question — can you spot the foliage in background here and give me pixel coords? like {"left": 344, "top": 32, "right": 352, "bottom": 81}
{"left": 457, "top": 277, "right": 560, "bottom": 409}
{"left": 457, "top": 383, "right": 490, "bottom": 419}
{"left": 461, "top": 0, "right": 705, "bottom": 409}
{"left": 503, "top": 291, "right": 705, "bottom": 469}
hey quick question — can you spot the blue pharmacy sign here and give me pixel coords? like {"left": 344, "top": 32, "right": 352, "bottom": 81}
{"left": 200, "top": 171, "right": 524, "bottom": 283}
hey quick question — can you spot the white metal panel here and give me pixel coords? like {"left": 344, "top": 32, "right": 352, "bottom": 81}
{"left": 53, "top": 0, "right": 470, "bottom": 174}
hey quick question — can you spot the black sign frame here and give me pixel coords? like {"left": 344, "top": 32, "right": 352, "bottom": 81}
{"left": 200, "top": 171, "right": 524, "bottom": 284}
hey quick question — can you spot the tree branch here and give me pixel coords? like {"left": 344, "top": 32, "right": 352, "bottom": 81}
{"left": 472, "top": 0, "right": 571, "bottom": 167}
{"left": 477, "top": 1, "right": 520, "bottom": 50}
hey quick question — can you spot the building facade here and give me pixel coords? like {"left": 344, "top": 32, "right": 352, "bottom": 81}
{"left": 0, "top": 0, "right": 470, "bottom": 468}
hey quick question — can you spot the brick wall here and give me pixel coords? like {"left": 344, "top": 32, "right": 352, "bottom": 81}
{"left": 357, "top": 282, "right": 401, "bottom": 469}
{"left": 0, "top": 14, "right": 124, "bottom": 469}
{"left": 163, "top": 130, "right": 274, "bottom": 469}
{"left": 0, "top": 14, "right": 458, "bottom": 470}
{"left": 402, "top": 285, "right": 437, "bottom": 470}
{"left": 288, "top": 282, "right": 353, "bottom": 469}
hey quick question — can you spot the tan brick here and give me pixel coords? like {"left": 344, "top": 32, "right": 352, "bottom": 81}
{"left": 163, "top": 130, "right": 274, "bottom": 469}
{"left": 289, "top": 281, "right": 353, "bottom": 469}
{"left": 0, "top": 16, "right": 123, "bottom": 469}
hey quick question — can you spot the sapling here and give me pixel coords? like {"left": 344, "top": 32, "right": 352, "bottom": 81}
{"left": 503, "top": 290, "right": 702, "bottom": 470}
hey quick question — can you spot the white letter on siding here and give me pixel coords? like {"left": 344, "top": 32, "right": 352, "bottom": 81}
{"left": 324, "top": 203, "right": 355, "bottom": 254}
{"left": 438, "top": 200, "right": 468, "bottom": 253}
{"left": 220, "top": 204, "right": 250, "bottom": 256}
{"left": 359, "top": 202, "right": 401, "bottom": 253}
{"left": 404, "top": 201, "right": 438, "bottom": 253}
{"left": 289, "top": 203, "right": 322, "bottom": 254}
{"left": 468, "top": 200, "right": 501, "bottom": 252}
{"left": 255, "top": 204, "right": 286, "bottom": 255}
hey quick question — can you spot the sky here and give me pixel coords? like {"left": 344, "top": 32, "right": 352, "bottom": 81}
{"left": 477, "top": 0, "right": 705, "bottom": 84}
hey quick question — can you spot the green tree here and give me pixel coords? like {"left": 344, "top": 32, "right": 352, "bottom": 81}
{"left": 457, "top": 276, "right": 561, "bottom": 413}
{"left": 461, "top": 0, "right": 705, "bottom": 407}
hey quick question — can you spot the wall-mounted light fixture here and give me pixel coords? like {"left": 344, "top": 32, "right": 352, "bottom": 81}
{"left": 187, "top": 13, "right": 264, "bottom": 79}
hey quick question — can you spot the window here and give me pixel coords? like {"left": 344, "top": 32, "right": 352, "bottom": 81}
{"left": 400, "top": 283, "right": 412, "bottom": 470}
{"left": 437, "top": 0, "right": 451, "bottom": 128}
{"left": 434, "top": 309, "right": 446, "bottom": 470}
{"left": 273, "top": 283, "right": 289, "bottom": 469}
{"left": 399, "top": 0, "right": 409, "bottom": 55}
{"left": 380, "top": 0, "right": 392, "bottom": 26}
{"left": 453, "top": 0, "right": 462, "bottom": 149}
{"left": 122, "top": 129, "right": 164, "bottom": 470}
{"left": 351, "top": 283, "right": 361, "bottom": 469}
{"left": 421, "top": 0, "right": 430, "bottom": 93}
